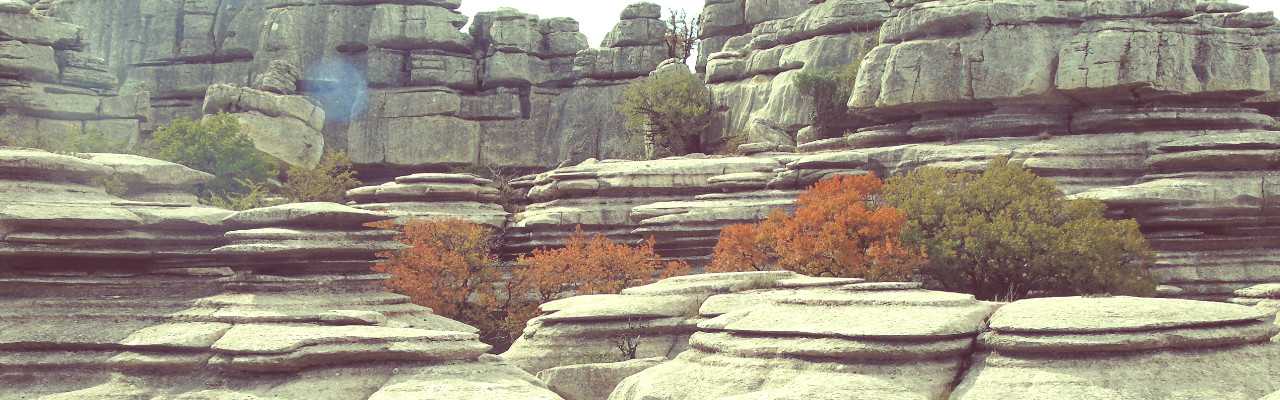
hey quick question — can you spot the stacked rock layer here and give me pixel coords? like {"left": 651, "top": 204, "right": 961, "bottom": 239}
{"left": 44, "top": 0, "right": 671, "bottom": 174}
{"left": 0, "top": 147, "right": 565, "bottom": 399}
{"left": 0, "top": 2, "right": 149, "bottom": 149}
{"left": 506, "top": 155, "right": 794, "bottom": 265}
{"left": 504, "top": 272, "right": 1280, "bottom": 400}
{"left": 684, "top": 0, "right": 1280, "bottom": 299}
{"left": 348, "top": 172, "right": 510, "bottom": 228}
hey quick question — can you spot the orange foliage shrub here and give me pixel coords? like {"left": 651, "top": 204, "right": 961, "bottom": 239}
{"left": 709, "top": 174, "right": 925, "bottom": 280}
{"left": 370, "top": 219, "right": 508, "bottom": 342}
{"left": 516, "top": 230, "right": 690, "bottom": 304}
{"left": 374, "top": 220, "right": 689, "bottom": 351}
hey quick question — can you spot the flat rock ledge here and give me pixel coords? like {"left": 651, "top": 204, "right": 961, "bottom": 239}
{"left": 0, "top": 148, "right": 563, "bottom": 399}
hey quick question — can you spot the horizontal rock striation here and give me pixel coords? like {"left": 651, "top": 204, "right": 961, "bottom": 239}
{"left": 504, "top": 272, "right": 1280, "bottom": 400}
{"left": 501, "top": 271, "right": 866, "bottom": 374}
{"left": 611, "top": 280, "right": 1001, "bottom": 400}
{"left": 45, "top": 0, "right": 666, "bottom": 175}
{"left": 202, "top": 83, "right": 326, "bottom": 168}
{"left": 0, "top": 4, "right": 149, "bottom": 151}
{"left": 953, "top": 296, "right": 1280, "bottom": 399}
{"left": 348, "top": 172, "right": 511, "bottom": 228}
{"left": 505, "top": 155, "right": 794, "bottom": 264}
{"left": 0, "top": 147, "right": 565, "bottom": 399}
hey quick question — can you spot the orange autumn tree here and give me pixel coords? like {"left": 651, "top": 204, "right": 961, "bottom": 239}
{"left": 374, "top": 220, "right": 689, "bottom": 351}
{"left": 709, "top": 174, "right": 925, "bottom": 280}
{"left": 370, "top": 219, "right": 509, "bottom": 343}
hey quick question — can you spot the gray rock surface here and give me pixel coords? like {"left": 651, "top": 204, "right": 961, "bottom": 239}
{"left": 348, "top": 172, "right": 511, "bottom": 228}
{"left": 0, "top": 147, "right": 564, "bottom": 400}
{"left": 537, "top": 357, "right": 666, "bottom": 400}
{"left": 44, "top": 0, "right": 661, "bottom": 173}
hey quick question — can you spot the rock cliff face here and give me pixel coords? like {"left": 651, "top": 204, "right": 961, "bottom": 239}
{"left": 43, "top": 0, "right": 666, "bottom": 176}
{"left": 683, "top": 0, "right": 1280, "bottom": 300}
{"left": 0, "top": 147, "right": 564, "bottom": 399}
{"left": 0, "top": 1, "right": 149, "bottom": 149}
{"left": 506, "top": 271, "right": 1280, "bottom": 400}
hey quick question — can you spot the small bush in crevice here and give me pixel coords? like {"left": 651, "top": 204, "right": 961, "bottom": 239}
{"left": 281, "top": 150, "right": 362, "bottom": 204}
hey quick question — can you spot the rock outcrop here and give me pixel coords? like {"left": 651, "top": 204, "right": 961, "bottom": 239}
{"left": 503, "top": 271, "right": 1280, "bottom": 400}
{"left": 44, "top": 0, "right": 666, "bottom": 175}
{"left": 953, "top": 297, "right": 1280, "bottom": 399}
{"left": 0, "top": 4, "right": 148, "bottom": 150}
{"left": 77, "top": 152, "right": 213, "bottom": 204}
{"left": 685, "top": 0, "right": 1280, "bottom": 299}
{"left": 505, "top": 155, "right": 794, "bottom": 264}
{"left": 501, "top": 271, "right": 865, "bottom": 373}
{"left": 347, "top": 172, "right": 510, "bottom": 228}
{"left": 202, "top": 83, "right": 326, "bottom": 168}
{"left": 537, "top": 357, "right": 666, "bottom": 400}
{"left": 0, "top": 147, "right": 565, "bottom": 399}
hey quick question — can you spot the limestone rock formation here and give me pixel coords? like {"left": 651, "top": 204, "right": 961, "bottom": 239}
{"left": 953, "top": 297, "right": 1280, "bottom": 399}
{"left": 505, "top": 155, "right": 792, "bottom": 264}
{"left": 501, "top": 271, "right": 865, "bottom": 374}
{"left": 347, "top": 172, "right": 511, "bottom": 228}
{"left": 537, "top": 357, "right": 667, "bottom": 400}
{"left": 503, "top": 272, "right": 1280, "bottom": 400}
{"left": 202, "top": 83, "right": 326, "bottom": 168}
{"left": 44, "top": 0, "right": 665, "bottom": 174}
{"left": 611, "top": 279, "right": 1001, "bottom": 400}
{"left": 0, "top": 5, "right": 148, "bottom": 150}
{"left": 687, "top": 0, "right": 1280, "bottom": 299}
{"left": 0, "top": 147, "right": 228, "bottom": 267}
{"left": 0, "top": 147, "right": 565, "bottom": 399}
{"left": 78, "top": 152, "right": 214, "bottom": 204}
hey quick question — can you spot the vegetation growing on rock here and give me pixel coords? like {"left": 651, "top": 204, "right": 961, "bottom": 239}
{"left": 620, "top": 67, "right": 713, "bottom": 159}
{"left": 710, "top": 174, "right": 925, "bottom": 281}
{"left": 142, "top": 114, "right": 277, "bottom": 199}
{"left": 883, "top": 158, "right": 1156, "bottom": 301}
{"left": 793, "top": 61, "right": 862, "bottom": 140}
{"left": 282, "top": 150, "right": 362, "bottom": 204}
{"left": 374, "top": 219, "right": 687, "bottom": 350}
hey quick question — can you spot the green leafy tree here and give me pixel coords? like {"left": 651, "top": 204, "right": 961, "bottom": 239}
{"left": 883, "top": 158, "right": 1155, "bottom": 301}
{"left": 620, "top": 67, "right": 712, "bottom": 158}
{"left": 143, "top": 114, "right": 277, "bottom": 198}
{"left": 282, "top": 150, "right": 361, "bottom": 203}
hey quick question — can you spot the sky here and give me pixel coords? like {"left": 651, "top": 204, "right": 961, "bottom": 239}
{"left": 459, "top": 0, "right": 1280, "bottom": 47}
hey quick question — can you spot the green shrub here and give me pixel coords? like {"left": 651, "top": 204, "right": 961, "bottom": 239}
{"left": 282, "top": 150, "right": 361, "bottom": 203}
{"left": 204, "top": 179, "right": 281, "bottom": 211}
{"left": 620, "top": 67, "right": 712, "bottom": 158}
{"left": 882, "top": 158, "right": 1156, "bottom": 301}
{"left": 793, "top": 61, "right": 861, "bottom": 139}
{"left": 142, "top": 114, "right": 277, "bottom": 198}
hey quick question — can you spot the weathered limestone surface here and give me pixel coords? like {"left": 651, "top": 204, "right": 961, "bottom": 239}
{"left": 45, "top": 0, "right": 661, "bottom": 174}
{"left": 502, "top": 271, "right": 863, "bottom": 374}
{"left": 680, "top": 0, "right": 1280, "bottom": 300}
{"left": 537, "top": 357, "right": 666, "bottom": 400}
{"left": 202, "top": 83, "right": 326, "bottom": 168}
{"left": 953, "top": 296, "right": 1280, "bottom": 399}
{"left": 506, "top": 155, "right": 794, "bottom": 264}
{"left": 348, "top": 172, "right": 511, "bottom": 228}
{"left": 502, "top": 272, "right": 1280, "bottom": 400}
{"left": 0, "top": 5, "right": 149, "bottom": 151}
{"left": 78, "top": 152, "right": 213, "bottom": 204}
{"left": 0, "top": 147, "right": 565, "bottom": 399}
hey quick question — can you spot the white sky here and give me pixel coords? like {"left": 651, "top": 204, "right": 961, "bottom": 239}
{"left": 459, "top": 0, "right": 1280, "bottom": 46}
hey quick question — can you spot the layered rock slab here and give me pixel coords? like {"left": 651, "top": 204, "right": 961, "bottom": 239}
{"left": 0, "top": 148, "right": 563, "bottom": 399}
{"left": 348, "top": 172, "right": 510, "bottom": 228}
{"left": 952, "top": 296, "right": 1280, "bottom": 400}
{"left": 609, "top": 281, "right": 999, "bottom": 400}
